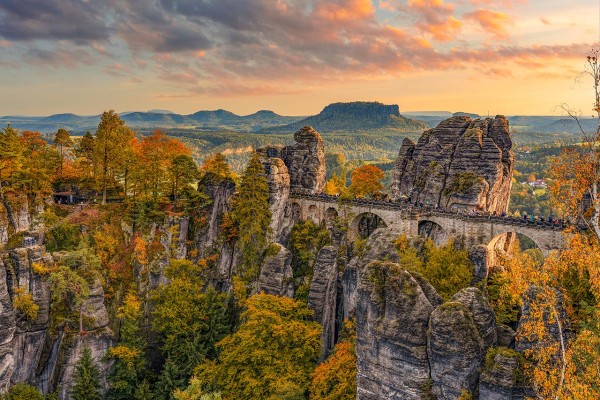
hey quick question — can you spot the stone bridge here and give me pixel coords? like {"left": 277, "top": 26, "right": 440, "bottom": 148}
{"left": 289, "top": 193, "right": 570, "bottom": 256}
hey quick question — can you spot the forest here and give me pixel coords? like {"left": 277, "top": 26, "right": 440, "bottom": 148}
{"left": 0, "top": 107, "right": 599, "bottom": 400}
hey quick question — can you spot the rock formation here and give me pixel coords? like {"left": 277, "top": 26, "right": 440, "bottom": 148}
{"left": 390, "top": 115, "right": 514, "bottom": 213}
{"left": 427, "top": 302, "right": 485, "bottom": 399}
{"left": 356, "top": 262, "right": 437, "bottom": 399}
{"left": 479, "top": 348, "right": 522, "bottom": 400}
{"left": 258, "top": 126, "right": 326, "bottom": 195}
{"left": 256, "top": 244, "right": 294, "bottom": 298}
{"left": 307, "top": 246, "right": 338, "bottom": 361}
{"left": 342, "top": 228, "right": 399, "bottom": 319}
{"left": 451, "top": 287, "right": 497, "bottom": 350}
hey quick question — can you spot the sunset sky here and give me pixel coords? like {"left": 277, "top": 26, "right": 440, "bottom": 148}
{"left": 0, "top": 0, "right": 598, "bottom": 116}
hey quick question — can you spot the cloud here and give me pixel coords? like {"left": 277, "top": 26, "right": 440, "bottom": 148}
{"left": 0, "top": 0, "right": 592, "bottom": 98}
{"left": 24, "top": 47, "right": 95, "bottom": 68}
{"left": 464, "top": 9, "right": 513, "bottom": 38}
{"left": 0, "top": 0, "right": 110, "bottom": 44}
{"left": 405, "top": 0, "right": 462, "bottom": 42}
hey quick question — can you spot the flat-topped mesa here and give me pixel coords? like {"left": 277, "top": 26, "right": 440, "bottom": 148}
{"left": 257, "top": 126, "right": 326, "bottom": 194}
{"left": 390, "top": 115, "right": 514, "bottom": 213}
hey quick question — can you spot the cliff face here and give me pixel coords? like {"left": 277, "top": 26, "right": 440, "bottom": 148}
{"left": 344, "top": 230, "right": 524, "bottom": 400}
{"left": 390, "top": 116, "right": 513, "bottom": 213}
{"left": 0, "top": 246, "right": 113, "bottom": 399}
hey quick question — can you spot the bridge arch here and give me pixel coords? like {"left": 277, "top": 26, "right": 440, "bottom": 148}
{"left": 418, "top": 219, "right": 451, "bottom": 246}
{"left": 307, "top": 205, "right": 320, "bottom": 224}
{"left": 325, "top": 207, "right": 338, "bottom": 229}
{"left": 349, "top": 212, "right": 388, "bottom": 240}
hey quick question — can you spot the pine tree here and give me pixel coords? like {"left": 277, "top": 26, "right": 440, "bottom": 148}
{"left": 229, "top": 152, "right": 271, "bottom": 283}
{"left": 70, "top": 347, "right": 102, "bottom": 400}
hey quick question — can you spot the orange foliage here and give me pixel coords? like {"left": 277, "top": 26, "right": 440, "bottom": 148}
{"left": 348, "top": 165, "right": 384, "bottom": 198}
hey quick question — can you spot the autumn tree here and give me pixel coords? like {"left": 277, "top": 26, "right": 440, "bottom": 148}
{"left": 549, "top": 49, "right": 600, "bottom": 239}
{"left": 199, "top": 153, "right": 233, "bottom": 183}
{"left": 229, "top": 152, "right": 271, "bottom": 284}
{"left": 134, "top": 130, "right": 190, "bottom": 201}
{"left": 348, "top": 165, "right": 384, "bottom": 199}
{"left": 0, "top": 124, "right": 23, "bottom": 232}
{"left": 19, "top": 130, "right": 59, "bottom": 202}
{"left": 54, "top": 128, "right": 73, "bottom": 177}
{"left": 93, "top": 110, "right": 135, "bottom": 204}
{"left": 196, "top": 294, "right": 321, "bottom": 399}
{"left": 493, "top": 234, "right": 600, "bottom": 398}
{"left": 310, "top": 321, "right": 357, "bottom": 400}
{"left": 107, "top": 292, "right": 147, "bottom": 400}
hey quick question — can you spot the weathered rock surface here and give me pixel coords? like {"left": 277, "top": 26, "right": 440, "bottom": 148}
{"left": 256, "top": 244, "right": 294, "bottom": 297}
{"left": 451, "top": 287, "right": 497, "bottom": 350}
{"left": 196, "top": 177, "right": 236, "bottom": 260}
{"left": 0, "top": 258, "right": 15, "bottom": 393}
{"left": 342, "top": 228, "right": 399, "bottom": 319}
{"left": 428, "top": 302, "right": 485, "bottom": 399}
{"left": 258, "top": 126, "right": 326, "bottom": 195}
{"left": 479, "top": 348, "right": 521, "bottom": 400}
{"left": 307, "top": 246, "right": 338, "bottom": 361}
{"left": 468, "top": 244, "right": 489, "bottom": 284}
{"left": 356, "top": 262, "right": 436, "bottom": 399}
{"left": 261, "top": 157, "right": 291, "bottom": 242}
{"left": 390, "top": 116, "right": 514, "bottom": 213}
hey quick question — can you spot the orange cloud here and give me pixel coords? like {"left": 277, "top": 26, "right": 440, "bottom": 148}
{"left": 314, "top": 0, "right": 375, "bottom": 22}
{"left": 407, "top": 0, "right": 462, "bottom": 42}
{"left": 464, "top": 9, "right": 513, "bottom": 38}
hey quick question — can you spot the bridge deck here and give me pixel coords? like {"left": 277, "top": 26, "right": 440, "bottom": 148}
{"left": 289, "top": 192, "right": 580, "bottom": 233}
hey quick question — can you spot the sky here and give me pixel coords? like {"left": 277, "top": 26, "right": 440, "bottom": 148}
{"left": 0, "top": 0, "right": 598, "bottom": 117}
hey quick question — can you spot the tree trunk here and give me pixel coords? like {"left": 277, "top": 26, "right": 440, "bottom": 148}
{"left": 592, "top": 182, "right": 600, "bottom": 241}
{"left": 101, "top": 144, "right": 108, "bottom": 205}
{"left": 79, "top": 306, "right": 84, "bottom": 334}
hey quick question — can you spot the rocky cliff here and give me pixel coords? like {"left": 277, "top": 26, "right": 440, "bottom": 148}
{"left": 0, "top": 246, "right": 113, "bottom": 398}
{"left": 390, "top": 116, "right": 514, "bottom": 213}
{"left": 258, "top": 126, "right": 326, "bottom": 196}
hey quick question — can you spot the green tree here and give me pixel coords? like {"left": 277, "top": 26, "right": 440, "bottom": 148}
{"left": 70, "top": 347, "right": 102, "bottom": 400}
{"left": 152, "top": 260, "right": 234, "bottom": 398}
{"left": 395, "top": 236, "right": 473, "bottom": 301}
{"left": 289, "top": 220, "right": 332, "bottom": 302}
{"left": 54, "top": 128, "right": 73, "bottom": 177}
{"left": 169, "top": 154, "right": 198, "bottom": 211}
{"left": 4, "top": 383, "right": 44, "bottom": 400}
{"left": 229, "top": 153, "right": 271, "bottom": 284}
{"left": 196, "top": 294, "right": 321, "bottom": 400}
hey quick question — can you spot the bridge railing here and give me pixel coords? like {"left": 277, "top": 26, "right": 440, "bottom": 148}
{"left": 288, "top": 191, "right": 584, "bottom": 232}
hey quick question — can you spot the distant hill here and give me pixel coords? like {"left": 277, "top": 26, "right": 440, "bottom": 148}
{"left": 263, "top": 102, "right": 428, "bottom": 133}
{"left": 0, "top": 110, "right": 303, "bottom": 134}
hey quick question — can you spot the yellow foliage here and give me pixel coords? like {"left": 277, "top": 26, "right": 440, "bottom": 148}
{"left": 12, "top": 287, "right": 39, "bottom": 321}
{"left": 133, "top": 237, "right": 148, "bottom": 266}
{"left": 108, "top": 345, "right": 142, "bottom": 368}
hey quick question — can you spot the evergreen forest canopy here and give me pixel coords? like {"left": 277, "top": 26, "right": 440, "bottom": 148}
{"left": 0, "top": 97, "right": 599, "bottom": 400}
